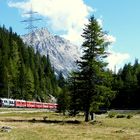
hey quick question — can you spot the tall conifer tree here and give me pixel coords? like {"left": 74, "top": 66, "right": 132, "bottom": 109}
{"left": 75, "top": 16, "right": 114, "bottom": 121}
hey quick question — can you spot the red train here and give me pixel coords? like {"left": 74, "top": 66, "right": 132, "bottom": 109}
{"left": 0, "top": 98, "right": 58, "bottom": 109}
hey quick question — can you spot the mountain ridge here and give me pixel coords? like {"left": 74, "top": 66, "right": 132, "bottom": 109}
{"left": 22, "top": 28, "right": 81, "bottom": 77}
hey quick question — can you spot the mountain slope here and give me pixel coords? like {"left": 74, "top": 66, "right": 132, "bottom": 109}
{"left": 22, "top": 28, "right": 81, "bottom": 77}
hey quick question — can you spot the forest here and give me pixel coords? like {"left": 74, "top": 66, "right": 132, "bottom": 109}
{"left": 0, "top": 16, "right": 140, "bottom": 122}
{"left": 0, "top": 25, "right": 59, "bottom": 102}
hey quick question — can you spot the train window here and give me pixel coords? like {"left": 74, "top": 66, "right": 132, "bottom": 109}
{"left": 9, "top": 101, "right": 14, "bottom": 104}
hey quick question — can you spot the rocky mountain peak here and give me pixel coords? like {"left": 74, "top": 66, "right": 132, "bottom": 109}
{"left": 22, "top": 28, "right": 81, "bottom": 77}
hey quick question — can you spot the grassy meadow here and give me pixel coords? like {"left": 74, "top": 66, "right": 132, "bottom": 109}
{"left": 0, "top": 109, "right": 140, "bottom": 140}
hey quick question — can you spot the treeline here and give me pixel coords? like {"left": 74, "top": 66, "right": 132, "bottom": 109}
{"left": 111, "top": 59, "right": 140, "bottom": 109}
{"left": 0, "top": 26, "right": 58, "bottom": 102}
{"left": 58, "top": 60, "right": 140, "bottom": 118}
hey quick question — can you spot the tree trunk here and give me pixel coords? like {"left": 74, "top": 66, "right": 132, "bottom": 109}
{"left": 85, "top": 110, "right": 89, "bottom": 122}
{"left": 90, "top": 112, "right": 95, "bottom": 121}
{"left": 72, "top": 111, "right": 76, "bottom": 117}
{"left": 63, "top": 111, "right": 65, "bottom": 116}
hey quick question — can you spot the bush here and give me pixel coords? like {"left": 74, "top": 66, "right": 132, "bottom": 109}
{"left": 116, "top": 114, "right": 126, "bottom": 118}
{"left": 43, "top": 116, "right": 48, "bottom": 121}
{"left": 31, "top": 118, "right": 36, "bottom": 123}
{"left": 108, "top": 112, "right": 117, "bottom": 118}
{"left": 126, "top": 114, "right": 133, "bottom": 119}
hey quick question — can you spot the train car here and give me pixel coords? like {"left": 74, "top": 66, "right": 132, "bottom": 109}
{"left": 49, "top": 103, "right": 54, "bottom": 109}
{"left": 15, "top": 100, "right": 27, "bottom": 108}
{"left": 0, "top": 97, "right": 58, "bottom": 110}
{"left": 51, "top": 103, "right": 58, "bottom": 109}
{"left": 35, "top": 102, "right": 43, "bottom": 108}
{"left": 0, "top": 98, "right": 4, "bottom": 107}
{"left": 26, "top": 101, "right": 36, "bottom": 108}
{"left": 53, "top": 103, "right": 58, "bottom": 109}
{"left": 8, "top": 99, "right": 15, "bottom": 107}
{"left": 47, "top": 103, "right": 57, "bottom": 109}
{"left": 42, "top": 103, "right": 58, "bottom": 109}
{"left": 0, "top": 98, "right": 15, "bottom": 107}
{"left": 42, "top": 103, "right": 50, "bottom": 109}
{"left": 0, "top": 98, "right": 9, "bottom": 107}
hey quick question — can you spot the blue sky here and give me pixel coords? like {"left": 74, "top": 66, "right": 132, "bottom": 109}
{"left": 0, "top": 0, "right": 140, "bottom": 71}
{"left": 87, "top": 0, "right": 140, "bottom": 66}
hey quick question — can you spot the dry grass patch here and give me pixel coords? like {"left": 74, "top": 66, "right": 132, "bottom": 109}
{"left": 0, "top": 111, "right": 140, "bottom": 140}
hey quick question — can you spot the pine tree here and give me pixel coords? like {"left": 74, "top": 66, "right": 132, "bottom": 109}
{"left": 58, "top": 71, "right": 65, "bottom": 88}
{"left": 18, "top": 61, "right": 26, "bottom": 99}
{"left": 68, "top": 73, "right": 82, "bottom": 116}
{"left": 75, "top": 16, "right": 115, "bottom": 121}
{"left": 57, "top": 87, "right": 69, "bottom": 115}
{"left": 57, "top": 72, "right": 69, "bottom": 115}
{"left": 8, "top": 41, "right": 20, "bottom": 98}
{"left": 24, "top": 67, "right": 35, "bottom": 100}
{"left": 0, "top": 27, "right": 10, "bottom": 97}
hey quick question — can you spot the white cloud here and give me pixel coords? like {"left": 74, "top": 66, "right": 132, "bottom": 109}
{"left": 8, "top": 0, "right": 130, "bottom": 71}
{"left": 104, "top": 34, "right": 116, "bottom": 44}
{"left": 8, "top": 0, "right": 93, "bottom": 45}
{"left": 106, "top": 46, "right": 130, "bottom": 72}
{"left": 61, "top": 28, "right": 84, "bottom": 46}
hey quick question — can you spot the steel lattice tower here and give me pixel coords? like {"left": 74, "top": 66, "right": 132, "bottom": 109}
{"left": 21, "top": 7, "right": 42, "bottom": 47}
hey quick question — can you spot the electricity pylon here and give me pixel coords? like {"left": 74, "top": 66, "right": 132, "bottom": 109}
{"left": 21, "top": 7, "right": 42, "bottom": 47}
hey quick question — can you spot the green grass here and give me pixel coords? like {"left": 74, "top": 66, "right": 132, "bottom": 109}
{"left": 0, "top": 110, "right": 140, "bottom": 140}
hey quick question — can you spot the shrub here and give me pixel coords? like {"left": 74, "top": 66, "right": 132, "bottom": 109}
{"left": 108, "top": 112, "right": 117, "bottom": 118}
{"left": 127, "top": 114, "right": 133, "bottom": 119}
{"left": 43, "top": 116, "right": 48, "bottom": 121}
{"left": 31, "top": 118, "right": 36, "bottom": 123}
{"left": 116, "top": 114, "right": 126, "bottom": 118}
